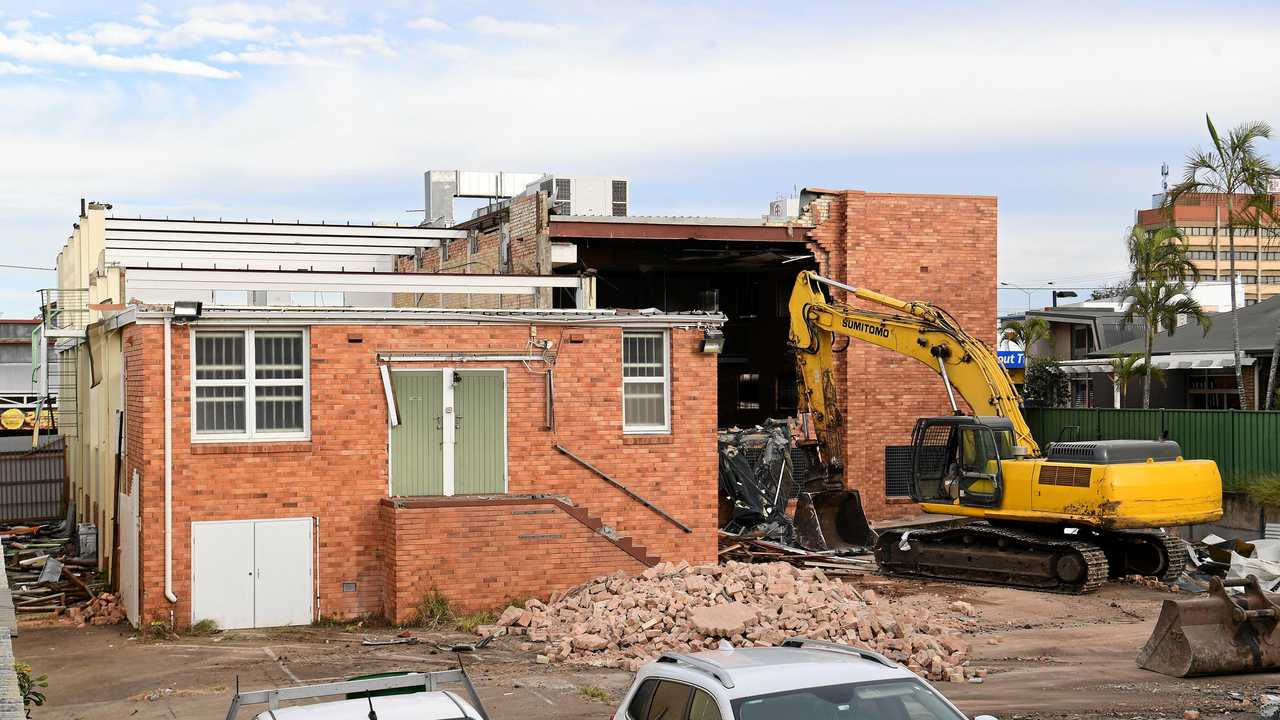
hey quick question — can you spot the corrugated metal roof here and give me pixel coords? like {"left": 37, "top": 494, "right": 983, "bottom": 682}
{"left": 120, "top": 305, "right": 727, "bottom": 328}
{"left": 555, "top": 215, "right": 778, "bottom": 227}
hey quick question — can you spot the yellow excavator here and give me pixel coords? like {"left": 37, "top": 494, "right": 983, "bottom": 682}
{"left": 787, "top": 270, "right": 1223, "bottom": 595}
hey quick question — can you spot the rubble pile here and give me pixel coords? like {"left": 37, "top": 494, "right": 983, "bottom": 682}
{"left": 4, "top": 520, "right": 122, "bottom": 625}
{"left": 68, "top": 592, "right": 126, "bottom": 627}
{"left": 484, "top": 560, "right": 984, "bottom": 682}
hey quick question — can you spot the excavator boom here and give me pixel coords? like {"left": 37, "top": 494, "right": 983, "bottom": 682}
{"left": 788, "top": 271, "right": 1037, "bottom": 459}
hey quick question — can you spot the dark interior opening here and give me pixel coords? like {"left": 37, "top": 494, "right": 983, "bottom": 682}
{"left": 558, "top": 237, "right": 817, "bottom": 428}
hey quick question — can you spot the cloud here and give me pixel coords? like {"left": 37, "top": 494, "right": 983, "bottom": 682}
{"left": 0, "top": 61, "right": 35, "bottom": 75}
{"left": 186, "top": 2, "right": 337, "bottom": 24}
{"left": 0, "top": 32, "right": 238, "bottom": 78}
{"left": 68, "top": 22, "right": 153, "bottom": 47}
{"left": 29, "top": 10, "right": 52, "bottom": 20}
{"left": 136, "top": 14, "right": 162, "bottom": 28}
{"left": 210, "top": 48, "right": 337, "bottom": 67}
{"left": 428, "top": 42, "right": 472, "bottom": 61}
{"left": 465, "top": 15, "right": 566, "bottom": 39}
{"left": 287, "top": 31, "right": 392, "bottom": 57}
{"left": 156, "top": 18, "right": 276, "bottom": 47}
{"left": 4, "top": 20, "right": 30, "bottom": 32}
{"left": 407, "top": 16, "right": 447, "bottom": 31}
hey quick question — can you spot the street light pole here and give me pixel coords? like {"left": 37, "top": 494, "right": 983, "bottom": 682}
{"left": 1000, "top": 281, "right": 1034, "bottom": 311}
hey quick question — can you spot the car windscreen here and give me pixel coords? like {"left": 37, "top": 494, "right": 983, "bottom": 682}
{"left": 730, "top": 678, "right": 966, "bottom": 720}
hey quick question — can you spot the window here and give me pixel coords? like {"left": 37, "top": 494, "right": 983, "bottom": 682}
{"left": 1178, "top": 226, "right": 1215, "bottom": 237}
{"left": 0, "top": 345, "right": 27, "bottom": 363}
{"left": 193, "top": 329, "right": 309, "bottom": 441}
{"left": 441, "top": 238, "right": 450, "bottom": 262}
{"left": 1240, "top": 275, "right": 1258, "bottom": 284}
{"left": 1225, "top": 251, "right": 1257, "bottom": 260}
{"left": 1264, "top": 252, "right": 1280, "bottom": 261}
{"left": 213, "top": 290, "right": 250, "bottom": 305}
{"left": 736, "top": 373, "right": 761, "bottom": 410}
{"left": 646, "top": 681, "right": 694, "bottom": 720}
{"left": 623, "top": 331, "right": 670, "bottom": 433}
{"left": 1263, "top": 276, "right": 1280, "bottom": 285}
{"left": 688, "top": 689, "right": 722, "bottom": 720}
{"left": 731, "top": 679, "right": 964, "bottom": 720}
{"left": 1186, "top": 250, "right": 1215, "bottom": 260}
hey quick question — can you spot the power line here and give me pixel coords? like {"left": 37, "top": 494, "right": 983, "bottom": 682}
{"left": 0, "top": 263, "right": 54, "bottom": 271}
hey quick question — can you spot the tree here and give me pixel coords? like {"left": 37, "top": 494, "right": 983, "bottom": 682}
{"left": 1119, "top": 223, "right": 1208, "bottom": 408}
{"left": 1167, "top": 115, "right": 1276, "bottom": 409}
{"left": 1121, "top": 279, "right": 1211, "bottom": 408}
{"left": 1090, "top": 280, "right": 1130, "bottom": 301}
{"left": 1110, "top": 352, "right": 1163, "bottom": 409}
{"left": 1023, "top": 356, "right": 1069, "bottom": 407}
{"left": 1000, "top": 317, "right": 1052, "bottom": 357}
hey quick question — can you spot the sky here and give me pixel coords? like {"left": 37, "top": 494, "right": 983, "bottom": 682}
{"left": 2, "top": 1, "right": 1279, "bottom": 318}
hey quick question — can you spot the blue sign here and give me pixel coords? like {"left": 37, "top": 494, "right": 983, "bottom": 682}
{"left": 997, "top": 350, "right": 1026, "bottom": 369}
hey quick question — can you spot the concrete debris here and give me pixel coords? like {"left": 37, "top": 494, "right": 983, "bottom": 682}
{"left": 486, "top": 560, "right": 983, "bottom": 682}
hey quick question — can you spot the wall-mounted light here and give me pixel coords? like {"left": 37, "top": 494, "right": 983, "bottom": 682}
{"left": 701, "top": 328, "right": 725, "bottom": 354}
{"left": 173, "top": 301, "right": 203, "bottom": 320}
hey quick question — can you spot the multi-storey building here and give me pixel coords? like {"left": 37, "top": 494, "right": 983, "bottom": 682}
{"left": 1136, "top": 191, "right": 1280, "bottom": 304}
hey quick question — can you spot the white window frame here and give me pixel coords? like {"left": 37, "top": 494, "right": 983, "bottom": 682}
{"left": 190, "top": 327, "right": 310, "bottom": 443}
{"left": 622, "top": 330, "right": 671, "bottom": 435}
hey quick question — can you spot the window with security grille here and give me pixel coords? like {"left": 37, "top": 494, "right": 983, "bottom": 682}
{"left": 611, "top": 180, "right": 627, "bottom": 216}
{"left": 622, "top": 331, "right": 669, "bottom": 433}
{"left": 193, "top": 329, "right": 308, "bottom": 440}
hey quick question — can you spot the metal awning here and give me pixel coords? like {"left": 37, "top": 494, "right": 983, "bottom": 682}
{"left": 1059, "top": 352, "right": 1255, "bottom": 376}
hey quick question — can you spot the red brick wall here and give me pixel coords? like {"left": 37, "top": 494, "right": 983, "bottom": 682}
{"left": 394, "top": 192, "right": 550, "bottom": 309}
{"left": 380, "top": 497, "right": 648, "bottom": 621}
{"left": 126, "top": 321, "right": 717, "bottom": 626}
{"left": 806, "top": 191, "right": 998, "bottom": 518}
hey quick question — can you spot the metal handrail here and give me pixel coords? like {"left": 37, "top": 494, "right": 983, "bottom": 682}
{"left": 553, "top": 443, "right": 692, "bottom": 533}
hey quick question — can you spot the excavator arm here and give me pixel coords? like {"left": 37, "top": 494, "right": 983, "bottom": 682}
{"left": 788, "top": 271, "right": 1038, "bottom": 461}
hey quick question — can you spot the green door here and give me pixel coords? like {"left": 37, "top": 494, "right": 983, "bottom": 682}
{"left": 453, "top": 370, "right": 506, "bottom": 494}
{"left": 390, "top": 371, "right": 444, "bottom": 496}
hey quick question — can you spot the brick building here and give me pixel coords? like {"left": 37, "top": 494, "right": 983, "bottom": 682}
{"left": 45, "top": 179, "right": 996, "bottom": 630}
{"left": 115, "top": 307, "right": 720, "bottom": 628}
{"left": 408, "top": 187, "right": 998, "bottom": 518}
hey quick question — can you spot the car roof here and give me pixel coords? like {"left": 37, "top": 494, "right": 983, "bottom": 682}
{"left": 253, "top": 690, "right": 481, "bottom": 719}
{"left": 642, "top": 646, "right": 917, "bottom": 699}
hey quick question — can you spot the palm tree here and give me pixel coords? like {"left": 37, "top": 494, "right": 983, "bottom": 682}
{"left": 1000, "top": 317, "right": 1052, "bottom": 357}
{"left": 1122, "top": 280, "right": 1211, "bottom": 408}
{"left": 1167, "top": 115, "right": 1276, "bottom": 409}
{"left": 1110, "top": 353, "right": 1163, "bottom": 408}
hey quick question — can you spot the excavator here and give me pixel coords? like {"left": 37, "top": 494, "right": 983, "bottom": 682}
{"left": 786, "top": 270, "right": 1223, "bottom": 595}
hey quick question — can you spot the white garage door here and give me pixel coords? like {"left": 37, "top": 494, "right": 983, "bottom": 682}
{"left": 191, "top": 518, "right": 313, "bottom": 629}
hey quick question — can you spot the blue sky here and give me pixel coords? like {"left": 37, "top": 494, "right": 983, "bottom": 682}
{"left": 1, "top": 1, "right": 1279, "bottom": 318}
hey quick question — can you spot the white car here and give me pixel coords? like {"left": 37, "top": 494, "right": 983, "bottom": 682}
{"left": 225, "top": 668, "right": 487, "bottom": 720}
{"left": 614, "top": 638, "right": 994, "bottom": 720}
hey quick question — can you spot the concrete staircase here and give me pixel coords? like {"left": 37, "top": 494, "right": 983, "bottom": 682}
{"left": 555, "top": 500, "right": 661, "bottom": 567}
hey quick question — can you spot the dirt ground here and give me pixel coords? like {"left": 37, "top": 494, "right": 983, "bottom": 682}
{"left": 15, "top": 577, "right": 1279, "bottom": 719}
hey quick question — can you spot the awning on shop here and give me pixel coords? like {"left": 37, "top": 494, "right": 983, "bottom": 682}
{"left": 1058, "top": 352, "right": 1256, "bottom": 376}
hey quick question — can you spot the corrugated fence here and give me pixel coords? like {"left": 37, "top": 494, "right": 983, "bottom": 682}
{"left": 1024, "top": 407, "right": 1280, "bottom": 484}
{"left": 0, "top": 437, "right": 66, "bottom": 523}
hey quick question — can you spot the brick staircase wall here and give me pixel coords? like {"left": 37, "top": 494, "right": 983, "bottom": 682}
{"left": 380, "top": 495, "right": 656, "bottom": 621}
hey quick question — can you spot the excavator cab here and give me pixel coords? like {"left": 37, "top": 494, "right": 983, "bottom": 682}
{"left": 910, "top": 417, "right": 1010, "bottom": 509}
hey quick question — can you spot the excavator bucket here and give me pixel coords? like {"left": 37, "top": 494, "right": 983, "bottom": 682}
{"left": 1137, "top": 575, "right": 1280, "bottom": 677}
{"left": 793, "top": 489, "right": 878, "bottom": 552}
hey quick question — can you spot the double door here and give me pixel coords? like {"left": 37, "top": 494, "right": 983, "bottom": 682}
{"left": 389, "top": 369, "right": 506, "bottom": 496}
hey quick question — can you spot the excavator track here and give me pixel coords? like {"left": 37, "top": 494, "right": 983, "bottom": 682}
{"left": 1091, "top": 529, "right": 1188, "bottom": 583}
{"left": 875, "top": 522, "right": 1109, "bottom": 594}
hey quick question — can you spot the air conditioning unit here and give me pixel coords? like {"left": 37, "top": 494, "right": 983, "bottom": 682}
{"left": 529, "top": 176, "right": 628, "bottom": 217}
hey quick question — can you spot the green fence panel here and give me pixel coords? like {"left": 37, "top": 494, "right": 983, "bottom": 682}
{"left": 1162, "top": 409, "right": 1235, "bottom": 482}
{"left": 1038, "top": 408, "right": 1100, "bottom": 443}
{"left": 1096, "top": 409, "right": 1164, "bottom": 441}
{"left": 1233, "top": 411, "right": 1280, "bottom": 484}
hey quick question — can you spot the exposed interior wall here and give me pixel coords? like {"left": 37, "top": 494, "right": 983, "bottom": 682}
{"left": 380, "top": 497, "right": 649, "bottom": 620}
{"left": 805, "top": 191, "right": 998, "bottom": 519}
{"left": 394, "top": 192, "right": 553, "bottom": 309}
{"left": 125, "top": 321, "right": 717, "bottom": 626}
